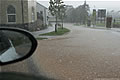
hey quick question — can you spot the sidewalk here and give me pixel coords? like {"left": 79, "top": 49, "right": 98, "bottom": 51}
{"left": 87, "top": 25, "right": 120, "bottom": 33}
{"left": 32, "top": 26, "right": 55, "bottom": 38}
{"left": 111, "top": 28, "right": 120, "bottom": 32}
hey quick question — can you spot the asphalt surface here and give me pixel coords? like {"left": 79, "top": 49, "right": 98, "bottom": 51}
{"left": 1, "top": 23, "right": 120, "bottom": 80}
{"left": 32, "top": 26, "right": 55, "bottom": 38}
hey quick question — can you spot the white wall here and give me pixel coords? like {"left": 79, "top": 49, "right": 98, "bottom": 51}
{"left": 36, "top": 2, "right": 48, "bottom": 25}
{"left": 28, "top": 0, "right": 37, "bottom": 23}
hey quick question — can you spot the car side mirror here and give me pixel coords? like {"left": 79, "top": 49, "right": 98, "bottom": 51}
{"left": 0, "top": 27, "right": 37, "bottom": 66}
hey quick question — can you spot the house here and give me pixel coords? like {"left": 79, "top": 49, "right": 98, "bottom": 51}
{"left": 0, "top": 0, "right": 37, "bottom": 31}
{"left": 48, "top": 11, "right": 61, "bottom": 23}
{"left": 36, "top": 2, "right": 49, "bottom": 30}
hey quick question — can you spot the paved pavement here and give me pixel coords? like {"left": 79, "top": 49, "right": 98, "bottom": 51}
{"left": 2, "top": 23, "right": 120, "bottom": 80}
{"left": 32, "top": 26, "right": 55, "bottom": 38}
{"left": 111, "top": 28, "right": 120, "bottom": 32}
{"left": 88, "top": 25, "right": 120, "bottom": 33}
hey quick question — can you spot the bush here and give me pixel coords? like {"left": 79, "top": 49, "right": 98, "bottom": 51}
{"left": 113, "top": 24, "right": 120, "bottom": 28}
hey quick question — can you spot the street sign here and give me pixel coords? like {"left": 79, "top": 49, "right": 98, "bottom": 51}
{"left": 98, "top": 9, "right": 106, "bottom": 18}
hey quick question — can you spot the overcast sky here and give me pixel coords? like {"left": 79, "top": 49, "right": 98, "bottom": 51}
{"left": 37, "top": 0, "right": 120, "bottom": 12}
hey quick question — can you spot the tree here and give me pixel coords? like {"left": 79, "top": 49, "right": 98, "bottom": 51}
{"left": 82, "top": 1, "right": 90, "bottom": 24}
{"left": 58, "top": 4, "right": 66, "bottom": 29}
{"left": 75, "top": 1, "right": 90, "bottom": 24}
{"left": 49, "top": 0, "right": 65, "bottom": 32}
{"left": 64, "top": 1, "right": 90, "bottom": 24}
{"left": 65, "top": 7, "right": 76, "bottom": 23}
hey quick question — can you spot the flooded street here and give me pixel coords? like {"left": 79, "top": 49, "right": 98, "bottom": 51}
{"left": 33, "top": 24, "right": 120, "bottom": 80}
{"left": 2, "top": 24, "right": 120, "bottom": 80}
{"left": 1, "top": 0, "right": 120, "bottom": 80}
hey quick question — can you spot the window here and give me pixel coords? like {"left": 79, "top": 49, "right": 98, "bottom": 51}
{"left": 37, "top": 11, "right": 43, "bottom": 21}
{"left": 40, "top": 11, "right": 43, "bottom": 21}
{"left": 40, "top": 11, "right": 43, "bottom": 15}
{"left": 37, "top": 12, "right": 40, "bottom": 19}
{"left": 7, "top": 5, "right": 16, "bottom": 23}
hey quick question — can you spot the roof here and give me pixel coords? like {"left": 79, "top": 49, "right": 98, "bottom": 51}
{"left": 36, "top": 2, "right": 47, "bottom": 9}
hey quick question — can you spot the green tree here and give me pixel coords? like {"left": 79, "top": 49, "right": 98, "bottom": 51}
{"left": 58, "top": 4, "right": 66, "bottom": 29}
{"left": 65, "top": 7, "right": 76, "bottom": 23}
{"left": 49, "top": 0, "right": 65, "bottom": 32}
{"left": 65, "top": 1, "right": 90, "bottom": 24}
{"left": 75, "top": 1, "right": 90, "bottom": 24}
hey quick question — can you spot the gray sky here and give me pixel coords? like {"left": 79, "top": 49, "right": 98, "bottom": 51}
{"left": 37, "top": 0, "right": 120, "bottom": 12}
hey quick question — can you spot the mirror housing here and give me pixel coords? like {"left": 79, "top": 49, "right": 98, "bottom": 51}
{"left": 0, "top": 27, "right": 37, "bottom": 66}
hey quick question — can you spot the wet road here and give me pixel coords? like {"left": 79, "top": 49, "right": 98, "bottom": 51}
{"left": 1, "top": 23, "right": 120, "bottom": 80}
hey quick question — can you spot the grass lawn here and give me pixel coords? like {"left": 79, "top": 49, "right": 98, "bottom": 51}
{"left": 40, "top": 28, "right": 70, "bottom": 36}
{"left": 114, "top": 22, "right": 120, "bottom": 24}
{"left": 96, "top": 23, "right": 105, "bottom": 26}
{"left": 74, "top": 23, "right": 81, "bottom": 26}
{"left": 90, "top": 27, "right": 106, "bottom": 30}
{"left": 36, "top": 37, "right": 48, "bottom": 40}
